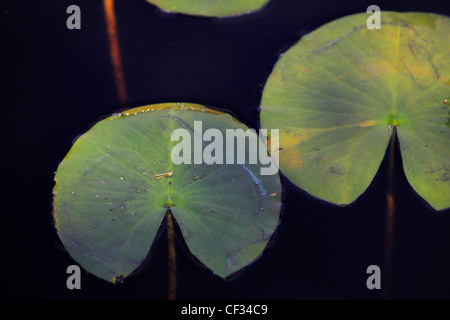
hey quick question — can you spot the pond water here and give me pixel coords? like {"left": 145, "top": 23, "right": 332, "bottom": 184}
{"left": 2, "top": 0, "right": 450, "bottom": 300}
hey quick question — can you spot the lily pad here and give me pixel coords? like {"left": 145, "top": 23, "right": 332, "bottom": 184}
{"left": 260, "top": 12, "right": 450, "bottom": 210}
{"left": 53, "top": 103, "right": 281, "bottom": 282}
{"left": 146, "top": 0, "right": 270, "bottom": 17}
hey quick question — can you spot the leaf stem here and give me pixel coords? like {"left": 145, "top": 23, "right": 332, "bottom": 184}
{"left": 383, "top": 126, "right": 397, "bottom": 299}
{"left": 167, "top": 208, "right": 177, "bottom": 300}
{"left": 103, "top": 0, "right": 127, "bottom": 104}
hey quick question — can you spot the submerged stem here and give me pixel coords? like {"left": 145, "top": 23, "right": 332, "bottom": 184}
{"left": 383, "top": 126, "right": 397, "bottom": 299}
{"left": 103, "top": 0, "right": 127, "bottom": 104}
{"left": 167, "top": 208, "right": 177, "bottom": 300}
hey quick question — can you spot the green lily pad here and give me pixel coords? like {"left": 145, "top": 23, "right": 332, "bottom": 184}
{"left": 260, "top": 12, "right": 450, "bottom": 210}
{"left": 53, "top": 103, "right": 281, "bottom": 282}
{"left": 146, "top": 0, "right": 270, "bottom": 17}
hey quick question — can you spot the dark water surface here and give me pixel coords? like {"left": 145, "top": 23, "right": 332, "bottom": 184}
{"left": 2, "top": 0, "right": 450, "bottom": 300}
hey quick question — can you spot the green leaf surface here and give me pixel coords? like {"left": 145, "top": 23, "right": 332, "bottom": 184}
{"left": 146, "top": 0, "right": 270, "bottom": 17}
{"left": 260, "top": 12, "right": 450, "bottom": 210}
{"left": 53, "top": 103, "right": 281, "bottom": 282}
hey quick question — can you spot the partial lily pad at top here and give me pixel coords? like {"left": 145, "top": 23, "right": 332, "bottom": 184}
{"left": 53, "top": 103, "right": 281, "bottom": 282}
{"left": 260, "top": 12, "right": 450, "bottom": 210}
{"left": 146, "top": 0, "right": 270, "bottom": 17}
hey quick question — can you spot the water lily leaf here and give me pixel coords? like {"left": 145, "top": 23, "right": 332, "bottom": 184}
{"left": 146, "top": 0, "right": 270, "bottom": 17}
{"left": 260, "top": 12, "right": 450, "bottom": 210}
{"left": 53, "top": 103, "right": 281, "bottom": 282}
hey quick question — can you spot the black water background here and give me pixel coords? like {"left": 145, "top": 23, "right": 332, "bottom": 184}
{"left": 1, "top": 0, "right": 450, "bottom": 299}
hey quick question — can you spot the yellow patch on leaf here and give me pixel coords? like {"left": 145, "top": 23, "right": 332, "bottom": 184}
{"left": 283, "top": 147, "right": 304, "bottom": 170}
{"left": 359, "top": 120, "right": 376, "bottom": 127}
